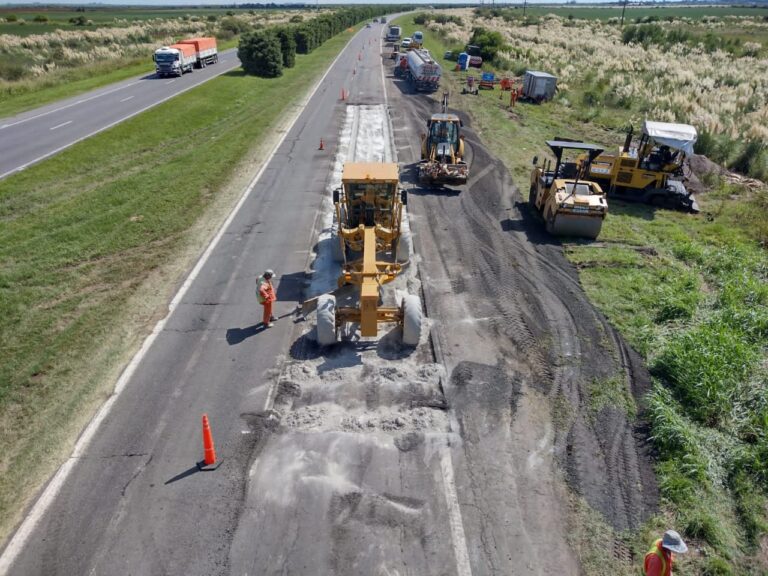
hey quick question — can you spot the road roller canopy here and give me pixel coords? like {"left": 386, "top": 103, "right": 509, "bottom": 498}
{"left": 342, "top": 162, "right": 399, "bottom": 183}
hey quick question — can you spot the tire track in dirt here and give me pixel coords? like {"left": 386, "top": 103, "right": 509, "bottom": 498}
{"left": 387, "top": 73, "right": 658, "bottom": 561}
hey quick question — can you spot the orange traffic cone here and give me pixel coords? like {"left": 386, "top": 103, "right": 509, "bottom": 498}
{"left": 319, "top": 138, "right": 325, "bottom": 150}
{"left": 197, "top": 414, "right": 221, "bottom": 470}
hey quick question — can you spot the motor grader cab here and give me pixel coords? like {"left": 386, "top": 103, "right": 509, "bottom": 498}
{"left": 419, "top": 93, "right": 468, "bottom": 185}
{"left": 585, "top": 121, "right": 699, "bottom": 212}
{"left": 529, "top": 140, "right": 608, "bottom": 239}
{"left": 312, "top": 163, "right": 422, "bottom": 346}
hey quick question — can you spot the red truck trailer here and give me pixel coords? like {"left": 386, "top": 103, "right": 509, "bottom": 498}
{"left": 177, "top": 37, "right": 219, "bottom": 68}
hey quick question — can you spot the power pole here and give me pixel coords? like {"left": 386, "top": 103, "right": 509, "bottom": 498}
{"left": 523, "top": 0, "right": 527, "bottom": 17}
{"left": 620, "top": 0, "right": 628, "bottom": 27}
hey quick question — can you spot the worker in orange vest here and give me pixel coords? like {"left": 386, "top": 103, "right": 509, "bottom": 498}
{"left": 256, "top": 269, "right": 277, "bottom": 328}
{"left": 509, "top": 87, "right": 519, "bottom": 108}
{"left": 644, "top": 530, "right": 688, "bottom": 576}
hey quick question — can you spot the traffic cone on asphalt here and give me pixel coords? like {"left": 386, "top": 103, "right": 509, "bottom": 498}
{"left": 197, "top": 414, "right": 221, "bottom": 471}
{"left": 319, "top": 138, "right": 325, "bottom": 150}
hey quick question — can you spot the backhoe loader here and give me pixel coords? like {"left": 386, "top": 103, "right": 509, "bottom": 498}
{"left": 530, "top": 140, "right": 608, "bottom": 239}
{"left": 418, "top": 92, "right": 468, "bottom": 185}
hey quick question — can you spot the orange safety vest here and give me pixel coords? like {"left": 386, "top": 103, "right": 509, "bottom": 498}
{"left": 256, "top": 276, "right": 274, "bottom": 304}
{"left": 643, "top": 539, "right": 670, "bottom": 576}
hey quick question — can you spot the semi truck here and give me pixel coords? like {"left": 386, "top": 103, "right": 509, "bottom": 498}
{"left": 177, "top": 37, "right": 219, "bottom": 68}
{"left": 406, "top": 49, "right": 441, "bottom": 92}
{"left": 386, "top": 25, "right": 402, "bottom": 42}
{"left": 153, "top": 37, "right": 218, "bottom": 78}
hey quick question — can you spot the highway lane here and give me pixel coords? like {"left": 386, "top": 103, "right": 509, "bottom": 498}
{"left": 0, "top": 48, "right": 241, "bottom": 180}
{"left": 1, "top": 24, "right": 417, "bottom": 576}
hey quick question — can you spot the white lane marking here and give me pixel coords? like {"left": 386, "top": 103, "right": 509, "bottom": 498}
{"left": 0, "top": 60, "right": 242, "bottom": 181}
{"left": 440, "top": 444, "right": 473, "bottom": 576}
{"left": 165, "top": 79, "right": 177, "bottom": 85}
{"left": 49, "top": 121, "right": 73, "bottom": 131}
{"left": 0, "top": 32, "right": 363, "bottom": 576}
{"left": 0, "top": 80, "right": 142, "bottom": 130}
{"left": 120, "top": 96, "right": 134, "bottom": 103}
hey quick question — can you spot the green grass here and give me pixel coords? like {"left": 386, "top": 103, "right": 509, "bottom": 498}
{"left": 0, "top": 27, "right": 354, "bottom": 546}
{"left": 0, "top": 37, "right": 239, "bottom": 118}
{"left": 393, "top": 14, "right": 768, "bottom": 575}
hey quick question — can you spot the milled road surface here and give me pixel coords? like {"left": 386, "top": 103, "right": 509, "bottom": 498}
{"left": 2, "top": 22, "right": 659, "bottom": 576}
{"left": 0, "top": 49, "right": 241, "bottom": 180}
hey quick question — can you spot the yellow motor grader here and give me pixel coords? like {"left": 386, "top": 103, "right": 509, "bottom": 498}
{"left": 311, "top": 162, "right": 422, "bottom": 346}
{"left": 529, "top": 140, "right": 608, "bottom": 239}
{"left": 418, "top": 93, "right": 468, "bottom": 185}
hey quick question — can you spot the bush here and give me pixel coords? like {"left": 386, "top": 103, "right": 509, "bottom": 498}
{"left": 274, "top": 26, "right": 296, "bottom": 68}
{"left": 68, "top": 15, "right": 88, "bottom": 26}
{"left": 469, "top": 26, "right": 506, "bottom": 62}
{"left": 413, "top": 13, "right": 428, "bottom": 25}
{"left": 289, "top": 14, "right": 303, "bottom": 23}
{"left": 6, "top": 14, "right": 17, "bottom": 22}
{"left": 220, "top": 16, "right": 248, "bottom": 36}
{"left": 730, "top": 140, "right": 767, "bottom": 181}
{"left": 238, "top": 31, "right": 283, "bottom": 78}
{"left": 33, "top": 14, "right": 49, "bottom": 23}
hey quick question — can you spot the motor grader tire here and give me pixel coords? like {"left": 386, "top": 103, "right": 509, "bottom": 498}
{"left": 316, "top": 294, "right": 337, "bottom": 345}
{"left": 396, "top": 228, "right": 412, "bottom": 263}
{"left": 401, "top": 294, "right": 423, "bottom": 346}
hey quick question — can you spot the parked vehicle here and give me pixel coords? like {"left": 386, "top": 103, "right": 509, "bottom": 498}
{"left": 401, "top": 38, "right": 412, "bottom": 50}
{"left": 412, "top": 31, "right": 424, "bottom": 49}
{"left": 154, "top": 44, "right": 197, "bottom": 77}
{"left": 522, "top": 70, "right": 557, "bottom": 102}
{"left": 386, "top": 25, "right": 402, "bottom": 42}
{"left": 406, "top": 49, "right": 441, "bottom": 92}
{"left": 177, "top": 37, "right": 218, "bottom": 68}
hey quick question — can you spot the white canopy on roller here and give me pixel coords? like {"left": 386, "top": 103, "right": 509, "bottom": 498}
{"left": 643, "top": 121, "right": 698, "bottom": 156}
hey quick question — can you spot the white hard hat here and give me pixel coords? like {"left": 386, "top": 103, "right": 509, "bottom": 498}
{"left": 264, "top": 269, "right": 275, "bottom": 278}
{"left": 662, "top": 530, "right": 688, "bottom": 554}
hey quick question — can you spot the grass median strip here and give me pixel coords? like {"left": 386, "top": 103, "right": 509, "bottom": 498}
{"left": 394, "top": 14, "right": 768, "bottom": 575}
{"left": 0, "top": 27, "right": 353, "bottom": 546}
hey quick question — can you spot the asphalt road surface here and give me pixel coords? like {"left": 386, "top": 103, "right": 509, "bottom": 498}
{"left": 0, "top": 25, "right": 397, "bottom": 575}
{"left": 0, "top": 49, "right": 241, "bottom": 180}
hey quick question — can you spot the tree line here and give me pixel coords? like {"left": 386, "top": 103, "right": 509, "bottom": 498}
{"left": 238, "top": 6, "right": 406, "bottom": 78}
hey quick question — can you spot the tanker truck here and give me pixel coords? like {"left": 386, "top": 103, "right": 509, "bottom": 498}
{"left": 406, "top": 49, "right": 441, "bottom": 92}
{"left": 154, "top": 43, "right": 197, "bottom": 78}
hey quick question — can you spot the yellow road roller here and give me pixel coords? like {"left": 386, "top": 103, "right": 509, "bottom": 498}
{"left": 529, "top": 140, "right": 608, "bottom": 239}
